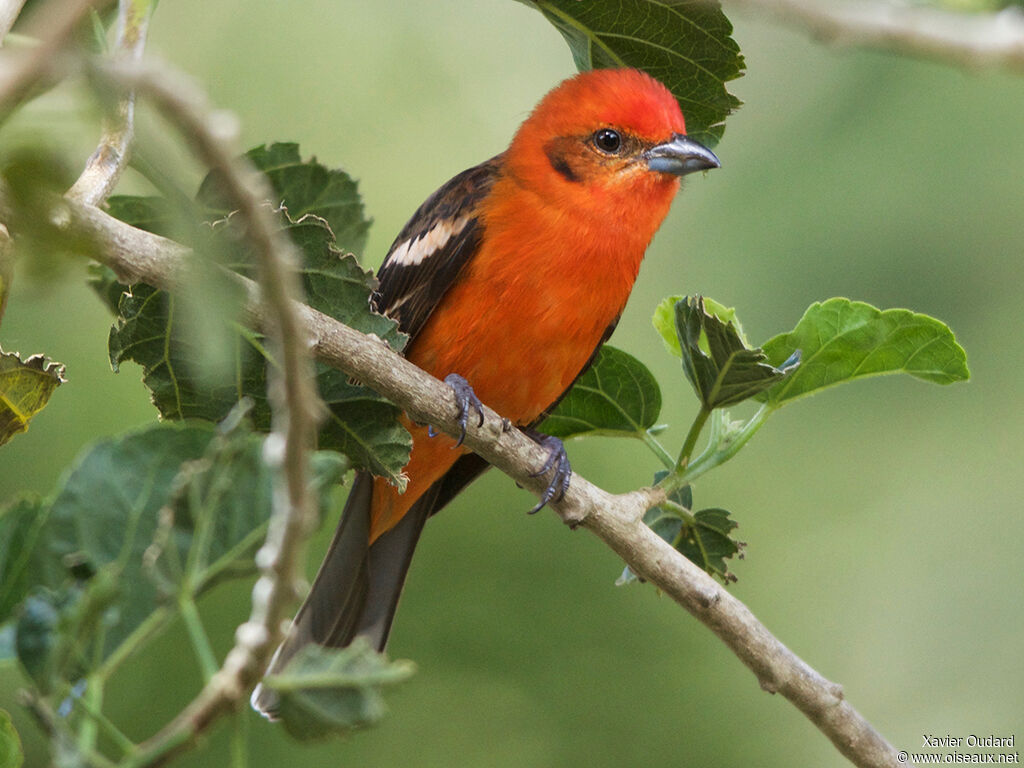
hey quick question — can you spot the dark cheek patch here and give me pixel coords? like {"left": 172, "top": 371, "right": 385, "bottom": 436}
{"left": 545, "top": 141, "right": 582, "bottom": 184}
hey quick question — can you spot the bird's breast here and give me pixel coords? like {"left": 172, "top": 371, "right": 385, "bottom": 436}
{"left": 406, "top": 187, "right": 650, "bottom": 423}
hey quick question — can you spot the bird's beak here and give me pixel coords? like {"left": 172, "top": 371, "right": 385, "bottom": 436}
{"left": 645, "top": 134, "right": 720, "bottom": 176}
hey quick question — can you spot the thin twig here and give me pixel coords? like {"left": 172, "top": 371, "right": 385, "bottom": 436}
{"left": 728, "top": 0, "right": 1024, "bottom": 73}
{"left": 64, "top": 58, "right": 323, "bottom": 768}
{"left": 35, "top": 193, "right": 905, "bottom": 768}
{"left": 68, "top": 0, "right": 152, "bottom": 205}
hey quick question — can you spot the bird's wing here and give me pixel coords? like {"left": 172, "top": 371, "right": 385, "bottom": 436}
{"left": 373, "top": 154, "right": 503, "bottom": 341}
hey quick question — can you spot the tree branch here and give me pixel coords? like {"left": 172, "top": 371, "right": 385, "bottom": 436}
{"left": 35, "top": 189, "right": 904, "bottom": 767}
{"left": 67, "top": 57, "right": 325, "bottom": 768}
{"left": 727, "top": 0, "right": 1024, "bottom": 73}
{"left": 68, "top": 0, "right": 152, "bottom": 206}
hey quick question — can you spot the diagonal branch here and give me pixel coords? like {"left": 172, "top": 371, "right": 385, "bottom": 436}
{"left": 44, "top": 193, "right": 903, "bottom": 768}
{"left": 727, "top": 0, "right": 1024, "bottom": 73}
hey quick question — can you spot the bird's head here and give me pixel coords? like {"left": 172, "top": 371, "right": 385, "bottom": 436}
{"left": 505, "top": 68, "right": 719, "bottom": 226}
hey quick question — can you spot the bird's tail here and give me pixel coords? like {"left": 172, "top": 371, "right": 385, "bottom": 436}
{"left": 251, "top": 471, "right": 433, "bottom": 718}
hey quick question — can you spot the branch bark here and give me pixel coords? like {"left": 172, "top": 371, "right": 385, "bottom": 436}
{"left": 728, "top": 0, "right": 1024, "bottom": 73}
{"left": 73, "top": 58, "right": 326, "bottom": 768}
{"left": 68, "top": 0, "right": 153, "bottom": 206}
{"left": 42, "top": 191, "right": 903, "bottom": 768}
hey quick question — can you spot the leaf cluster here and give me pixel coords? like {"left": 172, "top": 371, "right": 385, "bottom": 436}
{"left": 97, "top": 143, "right": 412, "bottom": 487}
{"left": 545, "top": 294, "right": 968, "bottom": 583}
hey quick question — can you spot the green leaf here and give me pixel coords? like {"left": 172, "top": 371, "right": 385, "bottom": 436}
{"left": 617, "top": 482, "right": 691, "bottom": 586}
{"left": 674, "top": 507, "right": 741, "bottom": 584}
{"left": 38, "top": 423, "right": 217, "bottom": 658}
{"left": 196, "top": 142, "right": 372, "bottom": 255}
{"left": 525, "top": 0, "right": 744, "bottom": 146}
{"left": 148, "top": 416, "right": 348, "bottom": 597}
{"left": 265, "top": 639, "right": 415, "bottom": 740}
{"left": 540, "top": 346, "right": 661, "bottom": 439}
{"left": 760, "top": 298, "right": 970, "bottom": 406}
{"left": 107, "top": 203, "right": 410, "bottom": 485}
{"left": 15, "top": 573, "right": 118, "bottom": 694}
{"left": 5, "top": 418, "right": 347, "bottom": 676}
{"left": 618, "top": 475, "right": 742, "bottom": 584}
{"left": 0, "top": 347, "right": 66, "bottom": 447}
{"left": 0, "top": 708, "right": 24, "bottom": 768}
{"left": 0, "top": 497, "right": 56, "bottom": 624}
{"left": 104, "top": 195, "right": 178, "bottom": 237}
{"left": 654, "top": 294, "right": 749, "bottom": 358}
{"left": 675, "top": 296, "right": 798, "bottom": 409}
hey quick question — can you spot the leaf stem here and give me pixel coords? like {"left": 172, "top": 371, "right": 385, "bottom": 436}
{"left": 229, "top": 711, "right": 249, "bottom": 768}
{"left": 660, "top": 497, "right": 696, "bottom": 525}
{"left": 72, "top": 682, "right": 137, "bottom": 757}
{"left": 93, "top": 605, "right": 173, "bottom": 683}
{"left": 676, "top": 405, "right": 711, "bottom": 470}
{"left": 178, "top": 595, "right": 219, "bottom": 682}
{"left": 681, "top": 403, "right": 774, "bottom": 485}
{"left": 640, "top": 428, "right": 676, "bottom": 470}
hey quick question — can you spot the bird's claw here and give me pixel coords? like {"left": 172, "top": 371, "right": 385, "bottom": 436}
{"left": 428, "top": 373, "right": 485, "bottom": 447}
{"left": 527, "top": 434, "right": 571, "bottom": 514}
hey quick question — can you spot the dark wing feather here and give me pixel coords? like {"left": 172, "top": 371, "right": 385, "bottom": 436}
{"left": 373, "top": 154, "right": 503, "bottom": 340}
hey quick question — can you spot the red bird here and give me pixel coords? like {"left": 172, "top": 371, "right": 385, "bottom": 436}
{"left": 253, "top": 68, "right": 718, "bottom": 715}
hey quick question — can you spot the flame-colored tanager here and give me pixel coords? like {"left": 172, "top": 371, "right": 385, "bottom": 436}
{"left": 254, "top": 67, "right": 719, "bottom": 715}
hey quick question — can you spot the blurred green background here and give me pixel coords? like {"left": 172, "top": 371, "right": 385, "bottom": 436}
{"left": 2, "top": 1, "right": 1022, "bottom": 766}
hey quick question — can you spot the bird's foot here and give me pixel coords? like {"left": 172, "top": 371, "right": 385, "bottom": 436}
{"left": 428, "top": 373, "right": 485, "bottom": 447}
{"left": 525, "top": 431, "right": 572, "bottom": 514}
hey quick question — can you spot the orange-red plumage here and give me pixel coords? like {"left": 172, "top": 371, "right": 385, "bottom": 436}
{"left": 254, "top": 68, "right": 718, "bottom": 716}
{"left": 369, "top": 69, "right": 691, "bottom": 540}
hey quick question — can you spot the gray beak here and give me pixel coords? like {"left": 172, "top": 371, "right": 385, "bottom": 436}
{"left": 645, "top": 134, "right": 720, "bottom": 176}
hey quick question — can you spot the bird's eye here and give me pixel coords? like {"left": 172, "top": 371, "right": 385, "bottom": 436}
{"left": 593, "top": 128, "right": 622, "bottom": 154}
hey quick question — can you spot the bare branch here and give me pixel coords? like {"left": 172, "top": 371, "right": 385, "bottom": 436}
{"left": 68, "top": 0, "right": 153, "bottom": 206}
{"left": 39, "top": 192, "right": 904, "bottom": 768}
{"left": 727, "top": 0, "right": 1024, "bottom": 72}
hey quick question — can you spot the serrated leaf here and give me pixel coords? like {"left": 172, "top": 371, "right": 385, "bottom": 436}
{"left": 618, "top": 474, "right": 690, "bottom": 585}
{"left": 525, "top": 0, "right": 744, "bottom": 146}
{"left": 674, "top": 507, "right": 741, "bottom": 584}
{"left": 620, "top": 473, "right": 740, "bottom": 584}
{"left": 107, "top": 207, "right": 410, "bottom": 485}
{"left": 265, "top": 639, "right": 415, "bottom": 740}
{"left": 760, "top": 298, "right": 970, "bottom": 406}
{"left": 654, "top": 294, "right": 749, "bottom": 358}
{"left": 197, "top": 143, "right": 372, "bottom": 255}
{"left": 540, "top": 346, "right": 661, "bottom": 439}
{"left": 676, "top": 296, "right": 797, "bottom": 409}
{"left": 0, "top": 708, "right": 23, "bottom": 768}
{"left": 0, "top": 347, "right": 66, "bottom": 447}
